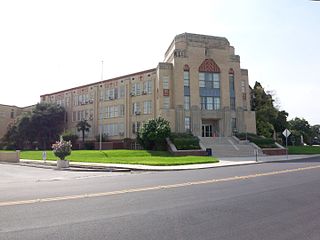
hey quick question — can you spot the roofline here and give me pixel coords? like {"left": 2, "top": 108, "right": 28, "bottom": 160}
{"left": 40, "top": 68, "right": 156, "bottom": 97}
{"left": 0, "top": 103, "right": 36, "bottom": 109}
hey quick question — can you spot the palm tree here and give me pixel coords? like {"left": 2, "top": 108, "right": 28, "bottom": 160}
{"left": 76, "top": 120, "right": 91, "bottom": 143}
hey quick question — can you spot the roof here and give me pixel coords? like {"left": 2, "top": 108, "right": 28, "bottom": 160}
{"left": 41, "top": 68, "right": 156, "bottom": 97}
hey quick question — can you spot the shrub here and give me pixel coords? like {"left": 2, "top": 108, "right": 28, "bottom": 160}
{"left": 170, "top": 132, "right": 200, "bottom": 150}
{"left": 62, "top": 132, "right": 79, "bottom": 145}
{"left": 137, "top": 117, "right": 171, "bottom": 150}
{"left": 236, "top": 132, "right": 277, "bottom": 148}
{"left": 52, "top": 140, "right": 72, "bottom": 160}
{"left": 84, "top": 141, "right": 95, "bottom": 150}
{"left": 95, "top": 133, "right": 108, "bottom": 142}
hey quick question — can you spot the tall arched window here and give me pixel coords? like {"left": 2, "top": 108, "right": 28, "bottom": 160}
{"left": 183, "top": 64, "right": 190, "bottom": 87}
{"left": 184, "top": 64, "right": 190, "bottom": 110}
{"left": 229, "top": 68, "right": 236, "bottom": 110}
{"left": 199, "top": 59, "right": 221, "bottom": 110}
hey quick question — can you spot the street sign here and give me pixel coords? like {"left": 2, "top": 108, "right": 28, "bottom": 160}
{"left": 282, "top": 128, "right": 291, "bottom": 160}
{"left": 282, "top": 129, "right": 291, "bottom": 138}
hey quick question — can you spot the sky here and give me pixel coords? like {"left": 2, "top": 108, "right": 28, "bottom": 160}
{"left": 0, "top": 0, "right": 319, "bottom": 125}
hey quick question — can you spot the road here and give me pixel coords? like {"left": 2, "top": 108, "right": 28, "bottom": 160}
{"left": 1, "top": 157, "right": 320, "bottom": 240}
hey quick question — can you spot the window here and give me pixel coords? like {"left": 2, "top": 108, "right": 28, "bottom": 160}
{"left": 213, "top": 73, "right": 220, "bottom": 88}
{"left": 200, "top": 97, "right": 220, "bottom": 110}
{"left": 185, "top": 117, "right": 191, "bottom": 132}
{"left": 120, "top": 86, "right": 125, "bottom": 98}
{"left": 229, "top": 72, "right": 235, "bottom": 110}
{"left": 241, "top": 81, "right": 246, "bottom": 93}
{"left": 199, "top": 73, "right": 205, "bottom": 88}
{"left": 230, "top": 97, "right": 236, "bottom": 110}
{"left": 119, "top": 105, "right": 125, "bottom": 117}
{"left": 214, "top": 97, "right": 220, "bottom": 110}
{"left": 184, "top": 96, "right": 190, "bottom": 110}
{"left": 241, "top": 80, "right": 247, "bottom": 109}
{"left": 132, "top": 122, "right": 141, "bottom": 134}
{"left": 72, "top": 111, "right": 76, "bottom": 122}
{"left": 231, "top": 118, "right": 237, "bottom": 132}
{"left": 133, "top": 102, "right": 140, "bottom": 114}
{"left": 143, "top": 101, "right": 152, "bottom": 114}
{"left": 199, "top": 72, "right": 220, "bottom": 89}
{"left": 207, "top": 97, "right": 213, "bottom": 110}
{"left": 163, "top": 77, "right": 169, "bottom": 89}
{"left": 132, "top": 83, "right": 141, "bottom": 95}
{"left": 184, "top": 71, "right": 190, "bottom": 87}
{"left": 163, "top": 97, "right": 170, "bottom": 109}
{"left": 143, "top": 80, "right": 152, "bottom": 94}
{"left": 103, "top": 123, "right": 124, "bottom": 136}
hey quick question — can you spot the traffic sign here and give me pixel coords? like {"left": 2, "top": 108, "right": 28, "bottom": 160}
{"left": 282, "top": 129, "right": 291, "bottom": 138}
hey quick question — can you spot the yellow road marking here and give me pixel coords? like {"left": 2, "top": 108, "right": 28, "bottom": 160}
{"left": 1, "top": 164, "right": 320, "bottom": 207}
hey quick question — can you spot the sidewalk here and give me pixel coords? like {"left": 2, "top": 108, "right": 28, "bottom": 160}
{"left": 18, "top": 154, "right": 320, "bottom": 172}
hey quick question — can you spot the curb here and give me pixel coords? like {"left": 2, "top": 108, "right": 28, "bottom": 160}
{"left": 12, "top": 155, "right": 320, "bottom": 172}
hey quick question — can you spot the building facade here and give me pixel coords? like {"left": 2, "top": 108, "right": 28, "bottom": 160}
{"left": 40, "top": 33, "right": 256, "bottom": 141}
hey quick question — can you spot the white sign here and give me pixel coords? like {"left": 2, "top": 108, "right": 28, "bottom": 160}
{"left": 282, "top": 129, "right": 291, "bottom": 138}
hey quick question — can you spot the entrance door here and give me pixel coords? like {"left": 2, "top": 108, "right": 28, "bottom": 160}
{"left": 202, "top": 124, "right": 212, "bottom": 137}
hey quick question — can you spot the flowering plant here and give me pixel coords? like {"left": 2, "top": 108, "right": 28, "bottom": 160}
{"left": 52, "top": 140, "right": 72, "bottom": 160}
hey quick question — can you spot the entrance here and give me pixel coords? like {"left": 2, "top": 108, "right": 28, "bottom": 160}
{"left": 202, "top": 124, "right": 212, "bottom": 137}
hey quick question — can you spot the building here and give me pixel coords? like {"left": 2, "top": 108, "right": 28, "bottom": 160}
{"left": 0, "top": 104, "right": 34, "bottom": 141}
{"left": 40, "top": 33, "right": 256, "bottom": 142}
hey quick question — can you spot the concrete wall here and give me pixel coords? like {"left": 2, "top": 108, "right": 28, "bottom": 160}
{"left": 0, "top": 151, "right": 20, "bottom": 163}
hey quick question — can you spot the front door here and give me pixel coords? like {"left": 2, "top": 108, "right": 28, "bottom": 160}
{"left": 202, "top": 124, "right": 212, "bottom": 137}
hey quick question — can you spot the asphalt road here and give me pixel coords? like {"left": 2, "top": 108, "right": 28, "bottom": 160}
{"left": 1, "top": 157, "right": 320, "bottom": 240}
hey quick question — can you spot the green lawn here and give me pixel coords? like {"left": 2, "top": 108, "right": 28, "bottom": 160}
{"left": 19, "top": 150, "right": 218, "bottom": 166}
{"left": 288, "top": 146, "right": 320, "bottom": 155}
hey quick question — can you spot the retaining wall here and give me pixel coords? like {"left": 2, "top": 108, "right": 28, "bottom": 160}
{"left": 0, "top": 151, "right": 20, "bottom": 163}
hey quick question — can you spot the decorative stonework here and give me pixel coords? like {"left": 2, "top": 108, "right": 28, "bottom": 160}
{"left": 198, "top": 59, "right": 220, "bottom": 73}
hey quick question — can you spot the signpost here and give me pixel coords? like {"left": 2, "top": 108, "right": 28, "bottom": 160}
{"left": 282, "top": 129, "right": 291, "bottom": 159}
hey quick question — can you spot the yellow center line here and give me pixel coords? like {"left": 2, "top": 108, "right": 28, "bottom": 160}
{"left": 1, "top": 164, "right": 320, "bottom": 207}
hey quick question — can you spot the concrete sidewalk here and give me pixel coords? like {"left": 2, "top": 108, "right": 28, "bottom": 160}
{"left": 18, "top": 154, "right": 320, "bottom": 172}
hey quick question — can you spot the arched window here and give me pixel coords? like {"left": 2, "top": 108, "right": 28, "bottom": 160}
{"left": 183, "top": 64, "right": 190, "bottom": 87}
{"left": 229, "top": 68, "right": 236, "bottom": 110}
{"left": 199, "top": 59, "right": 221, "bottom": 110}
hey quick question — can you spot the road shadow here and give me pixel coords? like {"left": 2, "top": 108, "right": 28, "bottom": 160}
{"left": 270, "top": 155, "right": 320, "bottom": 164}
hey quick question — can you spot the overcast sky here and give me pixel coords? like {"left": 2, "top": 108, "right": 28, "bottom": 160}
{"left": 0, "top": 0, "right": 319, "bottom": 124}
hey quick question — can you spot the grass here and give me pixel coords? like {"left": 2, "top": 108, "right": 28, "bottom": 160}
{"left": 288, "top": 146, "right": 320, "bottom": 155}
{"left": 18, "top": 150, "right": 218, "bottom": 166}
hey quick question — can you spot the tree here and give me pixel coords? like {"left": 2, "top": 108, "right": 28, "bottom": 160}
{"left": 251, "top": 82, "right": 288, "bottom": 138}
{"left": 288, "top": 117, "right": 312, "bottom": 145}
{"left": 2, "top": 103, "right": 65, "bottom": 150}
{"left": 76, "top": 119, "right": 91, "bottom": 143}
{"left": 311, "top": 125, "right": 320, "bottom": 145}
{"left": 30, "top": 103, "right": 66, "bottom": 149}
{"left": 137, "top": 117, "right": 171, "bottom": 150}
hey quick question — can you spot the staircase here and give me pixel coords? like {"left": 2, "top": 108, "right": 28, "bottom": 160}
{"left": 199, "top": 137, "right": 263, "bottom": 157}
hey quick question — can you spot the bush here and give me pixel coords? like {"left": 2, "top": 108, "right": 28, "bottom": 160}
{"left": 170, "top": 132, "right": 200, "bottom": 150}
{"left": 95, "top": 134, "right": 108, "bottom": 142}
{"left": 62, "top": 132, "right": 79, "bottom": 145}
{"left": 137, "top": 117, "right": 171, "bottom": 150}
{"left": 52, "top": 140, "right": 72, "bottom": 160}
{"left": 236, "top": 132, "right": 277, "bottom": 148}
{"left": 84, "top": 141, "right": 95, "bottom": 150}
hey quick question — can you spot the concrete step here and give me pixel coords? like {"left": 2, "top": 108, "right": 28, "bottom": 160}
{"left": 199, "top": 137, "right": 263, "bottom": 157}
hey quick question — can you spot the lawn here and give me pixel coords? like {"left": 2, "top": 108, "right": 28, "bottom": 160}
{"left": 19, "top": 150, "right": 218, "bottom": 166}
{"left": 288, "top": 146, "right": 320, "bottom": 155}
